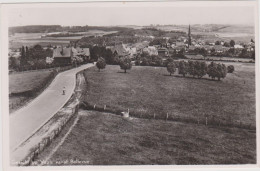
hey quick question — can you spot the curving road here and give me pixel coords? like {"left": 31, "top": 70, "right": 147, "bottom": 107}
{"left": 10, "top": 63, "right": 94, "bottom": 151}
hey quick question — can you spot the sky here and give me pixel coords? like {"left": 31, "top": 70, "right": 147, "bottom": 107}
{"left": 7, "top": 2, "right": 256, "bottom": 27}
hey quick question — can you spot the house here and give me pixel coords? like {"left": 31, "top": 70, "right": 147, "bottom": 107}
{"left": 72, "top": 47, "right": 90, "bottom": 62}
{"left": 53, "top": 47, "right": 72, "bottom": 65}
{"left": 142, "top": 46, "right": 158, "bottom": 56}
{"left": 123, "top": 46, "right": 137, "bottom": 58}
{"left": 213, "top": 45, "right": 227, "bottom": 53}
{"left": 234, "top": 44, "right": 244, "bottom": 49}
{"left": 203, "top": 45, "right": 213, "bottom": 53}
{"left": 176, "top": 42, "right": 185, "bottom": 47}
{"left": 107, "top": 44, "right": 130, "bottom": 58}
{"left": 157, "top": 47, "right": 169, "bottom": 57}
{"left": 188, "top": 45, "right": 196, "bottom": 51}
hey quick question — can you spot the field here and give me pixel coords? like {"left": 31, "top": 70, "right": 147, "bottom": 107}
{"left": 9, "top": 30, "right": 117, "bottom": 49}
{"left": 35, "top": 110, "right": 256, "bottom": 165}
{"left": 82, "top": 63, "right": 255, "bottom": 127}
{"left": 9, "top": 69, "right": 55, "bottom": 113}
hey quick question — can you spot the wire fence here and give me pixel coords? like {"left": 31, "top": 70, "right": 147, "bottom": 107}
{"left": 80, "top": 101, "right": 255, "bottom": 131}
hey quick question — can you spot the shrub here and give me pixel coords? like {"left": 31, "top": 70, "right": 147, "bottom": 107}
{"left": 96, "top": 57, "right": 106, "bottom": 72}
{"left": 166, "top": 62, "right": 176, "bottom": 76}
{"left": 119, "top": 57, "right": 132, "bottom": 73}
{"left": 227, "top": 65, "right": 235, "bottom": 73}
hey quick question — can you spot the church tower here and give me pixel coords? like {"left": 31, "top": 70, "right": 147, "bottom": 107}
{"left": 188, "top": 24, "right": 191, "bottom": 47}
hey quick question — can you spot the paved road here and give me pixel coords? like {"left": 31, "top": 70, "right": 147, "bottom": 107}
{"left": 10, "top": 64, "right": 94, "bottom": 151}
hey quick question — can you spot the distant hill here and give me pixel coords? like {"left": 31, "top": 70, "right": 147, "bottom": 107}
{"left": 216, "top": 25, "right": 254, "bottom": 34}
{"left": 151, "top": 24, "right": 254, "bottom": 34}
{"left": 9, "top": 25, "right": 63, "bottom": 34}
{"left": 9, "top": 25, "right": 131, "bottom": 35}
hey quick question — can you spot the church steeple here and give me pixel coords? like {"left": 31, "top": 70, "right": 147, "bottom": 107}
{"left": 188, "top": 24, "right": 191, "bottom": 47}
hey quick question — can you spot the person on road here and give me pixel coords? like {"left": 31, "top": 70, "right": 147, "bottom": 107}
{"left": 62, "top": 87, "right": 66, "bottom": 95}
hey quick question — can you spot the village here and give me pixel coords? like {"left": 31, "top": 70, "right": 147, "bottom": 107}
{"left": 8, "top": 25, "right": 255, "bottom": 72}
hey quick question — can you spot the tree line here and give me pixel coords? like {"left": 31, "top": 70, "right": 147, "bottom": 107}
{"left": 96, "top": 55, "right": 234, "bottom": 81}
{"left": 167, "top": 60, "right": 234, "bottom": 81}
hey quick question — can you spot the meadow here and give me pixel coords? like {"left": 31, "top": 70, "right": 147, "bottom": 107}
{"left": 36, "top": 110, "right": 256, "bottom": 165}
{"left": 82, "top": 63, "right": 255, "bottom": 128}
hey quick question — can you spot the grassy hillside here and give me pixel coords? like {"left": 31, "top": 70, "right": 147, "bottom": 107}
{"left": 82, "top": 64, "right": 255, "bottom": 127}
{"left": 9, "top": 70, "right": 56, "bottom": 113}
{"left": 9, "top": 70, "right": 54, "bottom": 94}
{"left": 36, "top": 110, "right": 256, "bottom": 165}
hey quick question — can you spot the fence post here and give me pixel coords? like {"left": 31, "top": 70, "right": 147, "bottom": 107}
{"left": 104, "top": 105, "right": 106, "bottom": 110}
{"left": 153, "top": 113, "right": 155, "bottom": 119}
{"left": 166, "top": 113, "right": 168, "bottom": 121}
{"left": 206, "top": 117, "right": 208, "bottom": 126}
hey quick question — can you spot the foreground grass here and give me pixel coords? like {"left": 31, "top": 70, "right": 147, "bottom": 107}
{"left": 83, "top": 63, "right": 255, "bottom": 127}
{"left": 37, "top": 110, "right": 256, "bottom": 165}
{"left": 9, "top": 70, "right": 55, "bottom": 113}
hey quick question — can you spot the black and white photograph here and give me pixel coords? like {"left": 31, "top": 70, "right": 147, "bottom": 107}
{"left": 0, "top": 0, "right": 259, "bottom": 170}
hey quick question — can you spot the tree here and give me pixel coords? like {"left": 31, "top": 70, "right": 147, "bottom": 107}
{"left": 188, "top": 60, "right": 196, "bottom": 77}
{"left": 207, "top": 62, "right": 227, "bottom": 80}
{"left": 215, "top": 41, "right": 220, "bottom": 45}
{"left": 9, "top": 56, "right": 20, "bottom": 70}
{"left": 207, "top": 62, "right": 218, "bottom": 80}
{"left": 199, "top": 48, "right": 207, "bottom": 57}
{"left": 166, "top": 62, "right": 176, "bottom": 76}
{"left": 227, "top": 65, "right": 235, "bottom": 73}
{"left": 251, "top": 49, "right": 255, "bottom": 60}
{"left": 178, "top": 60, "right": 188, "bottom": 77}
{"left": 119, "top": 57, "right": 132, "bottom": 73}
{"left": 230, "top": 40, "right": 235, "bottom": 47}
{"left": 20, "top": 46, "right": 26, "bottom": 66}
{"left": 141, "top": 57, "right": 150, "bottom": 66}
{"left": 194, "top": 61, "right": 208, "bottom": 78}
{"left": 96, "top": 57, "right": 106, "bottom": 72}
{"left": 151, "top": 55, "right": 163, "bottom": 66}
{"left": 210, "top": 48, "right": 216, "bottom": 55}
{"left": 223, "top": 42, "right": 230, "bottom": 47}
{"left": 228, "top": 48, "right": 235, "bottom": 56}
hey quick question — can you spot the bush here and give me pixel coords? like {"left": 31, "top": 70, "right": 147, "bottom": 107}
{"left": 119, "top": 57, "right": 132, "bottom": 73}
{"left": 166, "top": 62, "right": 177, "bottom": 76}
{"left": 227, "top": 65, "right": 235, "bottom": 73}
{"left": 96, "top": 57, "right": 106, "bottom": 71}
